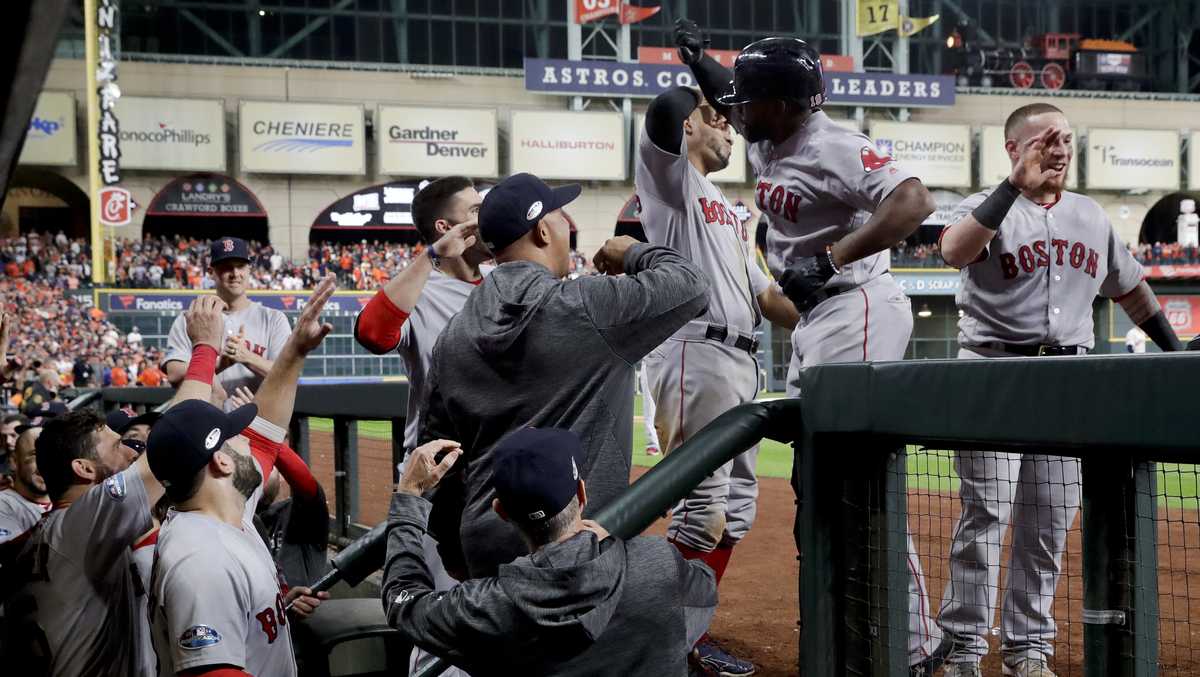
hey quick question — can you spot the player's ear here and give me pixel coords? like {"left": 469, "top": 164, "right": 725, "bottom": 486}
{"left": 576, "top": 478, "right": 588, "bottom": 510}
{"left": 532, "top": 218, "right": 553, "bottom": 248}
{"left": 1005, "top": 138, "right": 1019, "bottom": 161}
{"left": 434, "top": 218, "right": 453, "bottom": 236}
{"left": 492, "top": 497, "right": 510, "bottom": 523}
{"left": 70, "top": 457, "right": 95, "bottom": 483}
{"left": 211, "top": 449, "right": 235, "bottom": 477}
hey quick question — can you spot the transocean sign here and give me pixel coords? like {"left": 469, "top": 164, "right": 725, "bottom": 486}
{"left": 239, "top": 101, "right": 365, "bottom": 175}
{"left": 377, "top": 106, "right": 498, "bottom": 178}
{"left": 524, "top": 58, "right": 955, "bottom": 107}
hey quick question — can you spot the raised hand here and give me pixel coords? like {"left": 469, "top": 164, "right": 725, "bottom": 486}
{"left": 673, "top": 18, "right": 708, "bottom": 66}
{"left": 185, "top": 295, "right": 228, "bottom": 350}
{"left": 432, "top": 219, "right": 480, "bottom": 259}
{"left": 223, "top": 325, "right": 249, "bottom": 364}
{"left": 1009, "top": 127, "right": 1063, "bottom": 194}
{"left": 397, "top": 439, "right": 462, "bottom": 496}
{"left": 290, "top": 275, "right": 337, "bottom": 355}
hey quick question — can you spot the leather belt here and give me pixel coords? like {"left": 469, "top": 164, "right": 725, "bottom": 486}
{"left": 704, "top": 324, "right": 760, "bottom": 355}
{"left": 977, "top": 342, "right": 1089, "bottom": 357}
{"left": 796, "top": 272, "right": 889, "bottom": 314}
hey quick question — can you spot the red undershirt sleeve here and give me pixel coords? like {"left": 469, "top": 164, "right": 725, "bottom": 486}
{"left": 274, "top": 444, "right": 318, "bottom": 500}
{"left": 354, "top": 291, "right": 409, "bottom": 355}
{"left": 179, "top": 667, "right": 253, "bottom": 677}
{"left": 243, "top": 418, "right": 284, "bottom": 481}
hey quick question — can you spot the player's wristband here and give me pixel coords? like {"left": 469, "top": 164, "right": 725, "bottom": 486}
{"left": 184, "top": 344, "right": 218, "bottom": 385}
{"left": 427, "top": 245, "right": 442, "bottom": 268}
{"left": 971, "top": 179, "right": 1021, "bottom": 230}
{"left": 1138, "top": 310, "right": 1183, "bottom": 352}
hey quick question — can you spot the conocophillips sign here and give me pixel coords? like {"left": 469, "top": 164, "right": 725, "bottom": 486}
{"left": 377, "top": 106, "right": 498, "bottom": 178}
{"left": 115, "top": 97, "right": 226, "bottom": 171}
{"left": 239, "top": 101, "right": 365, "bottom": 175}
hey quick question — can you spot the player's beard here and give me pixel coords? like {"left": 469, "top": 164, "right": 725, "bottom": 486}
{"left": 232, "top": 451, "right": 262, "bottom": 500}
{"left": 709, "top": 136, "right": 731, "bottom": 171}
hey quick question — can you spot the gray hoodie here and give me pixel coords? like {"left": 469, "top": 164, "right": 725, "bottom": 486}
{"left": 422, "top": 242, "right": 709, "bottom": 578}
{"left": 382, "top": 494, "right": 717, "bottom": 676}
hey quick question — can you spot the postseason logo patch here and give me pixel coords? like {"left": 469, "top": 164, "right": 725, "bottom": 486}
{"left": 104, "top": 474, "right": 127, "bottom": 501}
{"left": 180, "top": 624, "right": 222, "bottom": 650}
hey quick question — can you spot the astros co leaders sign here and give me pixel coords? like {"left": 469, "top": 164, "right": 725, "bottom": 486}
{"left": 240, "top": 101, "right": 365, "bottom": 175}
{"left": 377, "top": 106, "right": 497, "bottom": 178}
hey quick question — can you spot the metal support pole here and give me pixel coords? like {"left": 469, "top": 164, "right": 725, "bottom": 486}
{"left": 332, "top": 417, "right": 359, "bottom": 537}
{"left": 1081, "top": 458, "right": 1159, "bottom": 677}
{"left": 567, "top": 0, "right": 582, "bottom": 111}
{"left": 289, "top": 415, "right": 311, "bottom": 465}
{"left": 391, "top": 416, "right": 405, "bottom": 485}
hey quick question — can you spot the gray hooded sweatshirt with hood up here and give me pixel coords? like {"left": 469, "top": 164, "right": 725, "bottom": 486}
{"left": 421, "top": 242, "right": 710, "bottom": 579}
{"left": 382, "top": 494, "right": 717, "bottom": 676}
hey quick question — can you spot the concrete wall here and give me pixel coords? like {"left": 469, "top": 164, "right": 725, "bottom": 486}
{"left": 15, "top": 58, "right": 1200, "bottom": 258}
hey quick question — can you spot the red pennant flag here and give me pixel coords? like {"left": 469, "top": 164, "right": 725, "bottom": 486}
{"left": 620, "top": 3, "right": 660, "bottom": 24}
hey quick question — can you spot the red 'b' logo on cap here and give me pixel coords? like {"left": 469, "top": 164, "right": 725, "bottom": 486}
{"left": 222, "top": 239, "right": 234, "bottom": 252}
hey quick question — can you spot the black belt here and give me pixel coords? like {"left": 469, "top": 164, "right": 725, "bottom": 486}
{"left": 978, "top": 342, "right": 1089, "bottom": 357}
{"left": 796, "top": 272, "right": 888, "bottom": 314}
{"left": 704, "top": 324, "right": 760, "bottom": 355}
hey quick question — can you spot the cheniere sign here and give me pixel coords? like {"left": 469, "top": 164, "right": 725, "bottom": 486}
{"left": 524, "top": 58, "right": 955, "bottom": 107}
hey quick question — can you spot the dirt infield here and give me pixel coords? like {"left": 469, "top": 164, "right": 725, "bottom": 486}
{"left": 307, "top": 432, "right": 1199, "bottom": 676}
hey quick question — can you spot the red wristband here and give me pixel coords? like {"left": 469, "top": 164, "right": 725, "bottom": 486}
{"left": 185, "top": 344, "right": 218, "bottom": 386}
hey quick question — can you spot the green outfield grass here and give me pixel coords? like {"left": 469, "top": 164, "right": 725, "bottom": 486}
{"left": 311, "top": 400, "right": 1200, "bottom": 508}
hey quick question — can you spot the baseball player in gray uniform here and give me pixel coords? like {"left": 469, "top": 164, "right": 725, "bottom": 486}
{"left": 637, "top": 84, "right": 800, "bottom": 675}
{"left": 0, "top": 426, "right": 49, "bottom": 542}
{"left": 936, "top": 102, "right": 1182, "bottom": 677}
{"left": 165, "top": 237, "right": 292, "bottom": 403}
{"left": 354, "top": 175, "right": 487, "bottom": 677}
{"left": 677, "top": 22, "right": 943, "bottom": 671}
{"left": 148, "top": 280, "right": 334, "bottom": 677}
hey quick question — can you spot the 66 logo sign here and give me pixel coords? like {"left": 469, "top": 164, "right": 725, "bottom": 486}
{"left": 99, "top": 187, "right": 135, "bottom": 226}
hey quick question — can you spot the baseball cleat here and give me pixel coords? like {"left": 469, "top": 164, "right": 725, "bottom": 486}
{"left": 943, "top": 662, "right": 983, "bottom": 677}
{"left": 1003, "top": 658, "right": 1057, "bottom": 677}
{"left": 694, "top": 639, "right": 755, "bottom": 676}
{"left": 645, "top": 445, "right": 661, "bottom": 456}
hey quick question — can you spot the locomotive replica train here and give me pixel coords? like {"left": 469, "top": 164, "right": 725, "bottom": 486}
{"left": 946, "top": 21, "right": 1152, "bottom": 91}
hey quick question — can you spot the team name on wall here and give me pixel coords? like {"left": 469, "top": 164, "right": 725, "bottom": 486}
{"left": 525, "top": 58, "right": 955, "bottom": 107}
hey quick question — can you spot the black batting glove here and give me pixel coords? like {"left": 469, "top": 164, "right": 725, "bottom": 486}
{"left": 673, "top": 18, "right": 708, "bottom": 66}
{"left": 779, "top": 253, "right": 838, "bottom": 310}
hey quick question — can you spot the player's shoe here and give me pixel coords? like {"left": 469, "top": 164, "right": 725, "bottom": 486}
{"left": 1003, "top": 658, "right": 1057, "bottom": 677}
{"left": 943, "top": 662, "right": 983, "bottom": 677}
{"left": 645, "top": 445, "right": 661, "bottom": 456}
{"left": 693, "top": 639, "right": 755, "bottom": 676}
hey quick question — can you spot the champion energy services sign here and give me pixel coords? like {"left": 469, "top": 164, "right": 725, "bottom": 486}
{"left": 1086, "top": 128, "right": 1180, "bottom": 191}
{"left": 980, "top": 126, "right": 1077, "bottom": 189}
{"left": 19, "top": 92, "right": 76, "bottom": 167}
{"left": 239, "top": 101, "right": 365, "bottom": 175}
{"left": 509, "top": 110, "right": 626, "bottom": 181}
{"left": 524, "top": 58, "right": 954, "bottom": 107}
{"left": 115, "top": 97, "right": 226, "bottom": 171}
{"left": 869, "top": 121, "right": 971, "bottom": 188}
{"left": 377, "top": 106, "right": 498, "bottom": 178}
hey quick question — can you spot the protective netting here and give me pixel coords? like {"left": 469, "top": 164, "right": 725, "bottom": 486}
{"left": 1155, "top": 463, "right": 1200, "bottom": 675}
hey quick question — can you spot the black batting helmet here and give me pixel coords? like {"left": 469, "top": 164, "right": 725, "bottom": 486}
{"left": 717, "top": 37, "right": 827, "bottom": 109}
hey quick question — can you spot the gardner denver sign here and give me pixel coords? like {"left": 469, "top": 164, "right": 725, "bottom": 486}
{"left": 377, "top": 106, "right": 498, "bottom": 178}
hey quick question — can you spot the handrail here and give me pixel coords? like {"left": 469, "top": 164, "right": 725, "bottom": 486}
{"left": 411, "top": 398, "right": 804, "bottom": 677}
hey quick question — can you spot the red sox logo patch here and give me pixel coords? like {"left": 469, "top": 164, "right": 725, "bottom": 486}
{"left": 860, "top": 145, "right": 893, "bottom": 173}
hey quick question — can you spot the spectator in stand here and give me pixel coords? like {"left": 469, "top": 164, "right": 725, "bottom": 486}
{"left": 111, "top": 359, "right": 130, "bottom": 387}
{"left": 138, "top": 356, "right": 165, "bottom": 387}
{"left": 127, "top": 326, "right": 143, "bottom": 348}
{"left": 0, "top": 425, "right": 51, "bottom": 542}
{"left": 72, "top": 357, "right": 94, "bottom": 388}
{"left": 21, "top": 369, "right": 60, "bottom": 416}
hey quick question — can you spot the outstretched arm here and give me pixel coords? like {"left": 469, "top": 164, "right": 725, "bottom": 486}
{"left": 675, "top": 19, "right": 733, "bottom": 119}
{"left": 1117, "top": 281, "right": 1183, "bottom": 351}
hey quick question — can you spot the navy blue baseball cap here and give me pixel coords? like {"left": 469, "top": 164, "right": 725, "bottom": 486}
{"left": 147, "top": 399, "right": 257, "bottom": 498}
{"left": 492, "top": 428, "right": 585, "bottom": 524}
{"left": 210, "top": 236, "right": 252, "bottom": 265}
{"left": 478, "top": 173, "right": 581, "bottom": 253}
{"left": 106, "top": 407, "right": 162, "bottom": 435}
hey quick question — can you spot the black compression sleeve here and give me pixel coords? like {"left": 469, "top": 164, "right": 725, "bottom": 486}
{"left": 690, "top": 54, "right": 734, "bottom": 119}
{"left": 645, "top": 87, "right": 701, "bottom": 152}
{"left": 1139, "top": 310, "right": 1184, "bottom": 352}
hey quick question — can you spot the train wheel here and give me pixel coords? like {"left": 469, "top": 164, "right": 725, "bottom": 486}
{"left": 1010, "top": 61, "right": 1035, "bottom": 89}
{"left": 1041, "top": 63, "right": 1066, "bottom": 90}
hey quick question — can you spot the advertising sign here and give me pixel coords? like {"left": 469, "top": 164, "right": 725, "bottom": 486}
{"left": 19, "top": 92, "right": 76, "bottom": 167}
{"left": 510, "top": 110, "right": 626, "bottom": 181}
{"left": 1160, "top": 295, "right": 1200, "bottom": 337}
{"left": 98, "top": 186, "right": 134, "bottom": 226}
{"left": 1086, "top": 128, "right": 1179, "bottom": 191}
{"left": 115, "top": 97, "right": 226, "bottom": 171}
{"left": 377, "top": 106, "right": 498, "bottom": 178}
{"left": 632, "top": 112, "right": 745, "bottom": 183}
{"left": 980, "top": 125, "right": 1078, "bottom": 189}
{"left": 240, "top": 101, "right": 365, "bottom": 175}
{"left": 525, "top": 58, "right": 953, "bottom": 106}
{"left": 869, "top": 121, "right": 971, "bottom": 188}
{"left": 145, "top": 174, "right": 266, "bottom": 218}
{"left": 636, "top": 47, "right": 855, "bottom": 72}
{"left": 311, "top": 181, "right": 423, "bottom": 229}
{"left": 100, "top": 290, "right": 372, "bottom": 314}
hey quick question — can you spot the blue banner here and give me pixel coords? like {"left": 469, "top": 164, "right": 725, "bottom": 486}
{"left": 524, "top": 58, "right": 955, "bottom": 107}
{"left": 98, "top": 290, "right": 373, "bottom": 314}
{"left": 892, "top": 271, "right": 962, "bottom": 296}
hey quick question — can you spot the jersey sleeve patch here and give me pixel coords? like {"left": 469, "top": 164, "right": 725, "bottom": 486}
{"left": 179, "top": 624, "right": 223, "bottom": 650}
{"left": 860, "top": 144, "right": 893, "bottom": 173}
{"left": 104, "top": 473, "right": 128, "bottom": 501}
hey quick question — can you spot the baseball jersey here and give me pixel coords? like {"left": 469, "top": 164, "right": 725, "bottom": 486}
{"left": 748, "top": 110, "right": 917, "bottom": 286}
{"left": 15, "top": 468, "right": 153, "bottom": 676}
{"left": 635, "top": 129, "right": 769, "bottom": 335}
{"left": 165, "top": 301, "right": 291, "bottom": 395}
{"left": 149, "top": 417, "right": 295, "bottom": 677}
{"left": 0, "top": 487, "right": 50, "bottom": 542}
{"left": 396, "top": 271, "right": 487, "bottom": 451}
{"left": 951, "top": 189, "right": 1144, "bottom": 348}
